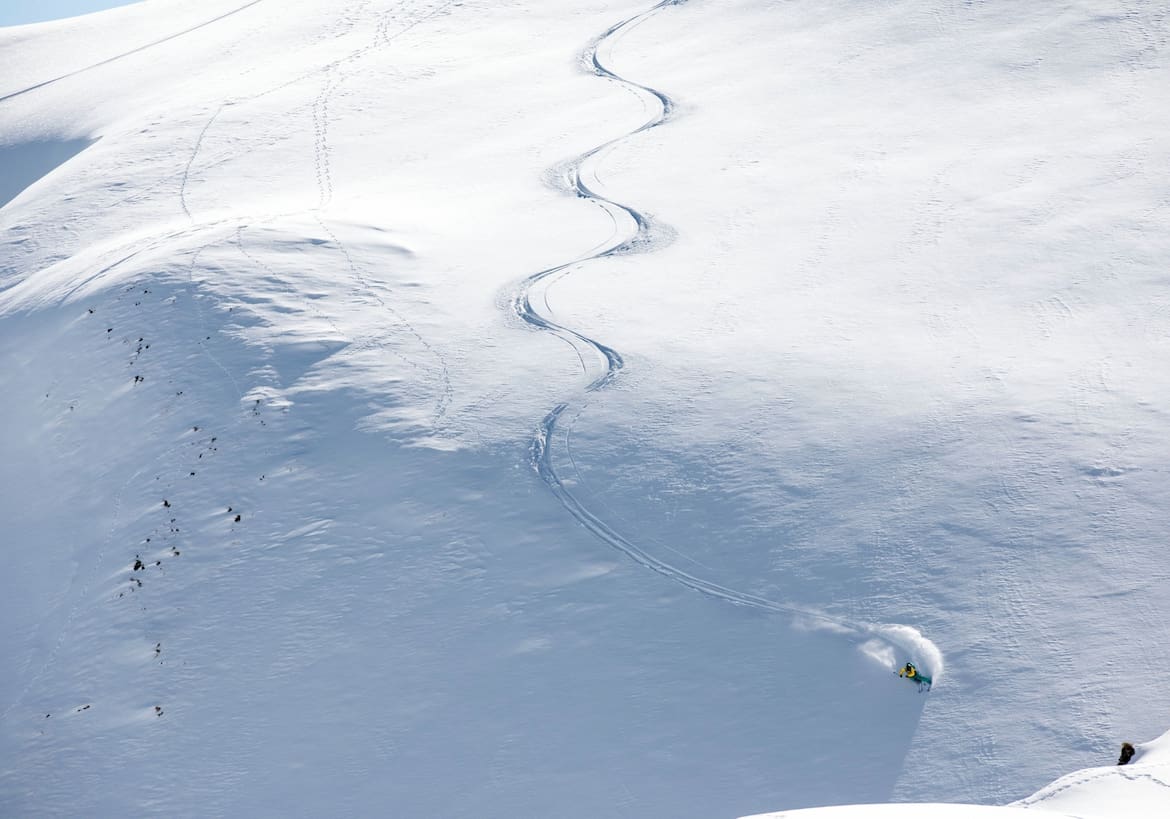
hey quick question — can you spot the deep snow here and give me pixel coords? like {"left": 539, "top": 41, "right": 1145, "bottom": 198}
{"left": 2, "top": 0, "right": 1169, "bottom": 816}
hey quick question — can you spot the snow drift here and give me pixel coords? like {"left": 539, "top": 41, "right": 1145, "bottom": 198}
{"left": 744, "top": 727, "right": 1170, "bottom": 818}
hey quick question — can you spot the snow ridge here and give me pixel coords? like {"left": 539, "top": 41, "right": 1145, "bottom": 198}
{"left": 514, "top": 0, "right": 943, "bottom": 681}
{"left": 0, "top": 1, "right": 268, "bottom": 104}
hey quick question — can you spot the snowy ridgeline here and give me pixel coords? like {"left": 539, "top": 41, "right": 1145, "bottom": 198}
{"left": 744, "top": 727, "right": 1170, "bottom": 818}
{"left": 3, "top": 0, "right": 1170, "bottom": 817}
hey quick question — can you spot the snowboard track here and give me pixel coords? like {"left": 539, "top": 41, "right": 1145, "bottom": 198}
{"left": 515, "top": 0, "right": 944, "bottom": 677}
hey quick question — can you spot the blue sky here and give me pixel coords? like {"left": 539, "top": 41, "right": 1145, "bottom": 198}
{"left": 0, "top": 1, "right": 142, "bottom": 27}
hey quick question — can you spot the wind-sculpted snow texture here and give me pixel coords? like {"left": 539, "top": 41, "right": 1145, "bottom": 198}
{"left": 2, "top": 1, "right": 1170, "bottom": 817}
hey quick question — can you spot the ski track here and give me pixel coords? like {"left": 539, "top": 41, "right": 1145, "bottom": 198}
{"left": 306, "top": 0, "right": 458, "bottom": 426}
{"left": 3, "top": 0, "right": 465, "bottom": 728}
{"left": 177, "top": 0, "right": 458, "bottom": 427}
{"left": 1, "top": 0, "right": 945, "bottom": 724}
{"left": 0, "top": 0, "right": 269, "bottom": 104}
{"left": 179, "top": 106, "right": 226, "bottom": 221}
{"left": 515, "top": 0, "right": 944, "bottom": 677}
{"left": 1013, "top": 763, "right": 1170, "bottom": 808}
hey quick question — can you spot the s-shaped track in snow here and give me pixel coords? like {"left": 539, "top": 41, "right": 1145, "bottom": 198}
{"left": 513, "top": 0, "right": 945, "bottom": 678}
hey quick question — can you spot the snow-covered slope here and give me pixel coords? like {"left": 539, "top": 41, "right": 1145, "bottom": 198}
{"left": 744, "top": 727, "right": 1170, "bottom": 818}
{"left": 2, "top": 1, "right": 1169, "bottom": 816}
{"left": 1012, "top": 727, "right": 1170, "bottom": 817}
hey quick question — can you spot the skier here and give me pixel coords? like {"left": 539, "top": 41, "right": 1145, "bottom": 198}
{"left": 898, "top": 662, "right": 932, "bottom": 690}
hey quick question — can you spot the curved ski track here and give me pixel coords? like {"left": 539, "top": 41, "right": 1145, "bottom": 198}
{"left": 516, "top": 0, "right": 943, "bottom": 672}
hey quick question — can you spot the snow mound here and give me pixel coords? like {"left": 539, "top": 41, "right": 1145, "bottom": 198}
{"left": 743, "top": 807, "right": 1059, "bottom": 819}
{"left": 1010, "top": 727, "right": 1170, "bottom": 817}
{"left": 742, "top": 728, "right": 1170, "bottom": 818}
